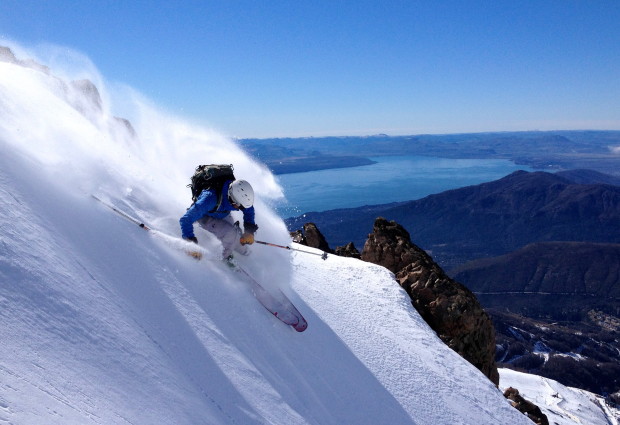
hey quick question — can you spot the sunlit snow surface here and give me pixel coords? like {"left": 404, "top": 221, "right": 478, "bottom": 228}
{"left": 0, "top": 42, "right": 614, "bottom": 425}
{"left": 500, "top": 369, "right": 619, "bottom": 425}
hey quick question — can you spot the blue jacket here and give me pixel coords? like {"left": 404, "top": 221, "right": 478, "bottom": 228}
{"left": 180, "top": 180, "right": 256, "bottom": 239}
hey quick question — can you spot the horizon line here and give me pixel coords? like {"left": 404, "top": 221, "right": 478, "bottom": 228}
{"left": 235, "top": 128, "right": 620, "bottom": 141}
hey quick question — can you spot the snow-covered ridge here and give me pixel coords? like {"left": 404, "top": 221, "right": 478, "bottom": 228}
{"left": 1, "top": 42, "right": 615, "bottom": 424}
{"left": 500, "top": 369, "right": 619, "bottom": 425}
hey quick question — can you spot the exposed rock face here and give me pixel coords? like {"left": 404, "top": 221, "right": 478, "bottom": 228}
{"left": 290, "top": 230, "right": 306, "bottom": 244}
{"left": 290, "top": 223, "right": 334, "bottom": 253}
{"left": 301, "top": 223, "right": 333, "bottom": 253}
{"left": 361, "top": 217, "right": 500, "bottom": 385}
{"left": 335, "top": 242, "right": 361, "bottom": 259}
{"left": 291, "top": 223, "right": 360, "bottom": 258}
{"left": 504, "top": 387, "right": 549, "bottom": 425}
{"left": 360, "top": 218, "right": 417, "bottom": 273}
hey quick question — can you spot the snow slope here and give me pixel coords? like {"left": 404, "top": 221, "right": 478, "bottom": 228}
{"left": 500, "top": 369, "right": 619, "bottom": 425}
{"left": 0, "top": 42, "right": 608, "bottom": 424}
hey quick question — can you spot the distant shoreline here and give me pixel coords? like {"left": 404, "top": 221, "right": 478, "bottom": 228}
{"left": 240, "top": 131, "right": 620, "bottom": 177}
{"left": 267, "top": 156, "right": 377, "bottom": 174}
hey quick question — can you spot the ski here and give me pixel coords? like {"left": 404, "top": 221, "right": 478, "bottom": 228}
{"left": 232, "top": 264, "right": 308, "bottom": 332}
{"left": 92, "top": 194, "right": 308, "bottom": 332}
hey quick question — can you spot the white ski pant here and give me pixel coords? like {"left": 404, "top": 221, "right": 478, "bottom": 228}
{"left": 198, "top": 215, "right": 249, "bottom": 258}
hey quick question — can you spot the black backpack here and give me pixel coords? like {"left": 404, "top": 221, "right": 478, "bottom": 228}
{"left": 187, "top": 164, "right": 236, "bottom": 208}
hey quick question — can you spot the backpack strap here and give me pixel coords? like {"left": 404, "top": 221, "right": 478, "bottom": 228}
{"left": 208, "top": 179, "right": 232, "bottom": 213}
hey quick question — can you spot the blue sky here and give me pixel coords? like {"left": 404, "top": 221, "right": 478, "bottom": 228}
{"left": 1, "top": 1, "right": 619, "bottom": 138}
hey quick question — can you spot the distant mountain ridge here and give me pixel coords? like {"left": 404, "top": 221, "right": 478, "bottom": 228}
{"left": 289, "top": 170, "right": 620, "bottom": 398}
{"left": 452, "top": 241, "right": 620, "bottom": 298}
{"left": 452, "top": 240, "right": 620, "bottom": 326}
{"left": 287, "top": 170, "right": 620, "bottom": 269}
{"left": 242, "top": 131, "right": 620, "bottom": 175}
{"left": 556, "top": 169, "right": 620, "bottom": 186}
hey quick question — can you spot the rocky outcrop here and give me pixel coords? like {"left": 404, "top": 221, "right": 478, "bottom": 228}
{"left": 335, "top": 242, "right": 361, "bottom": 259}
{"left": 1, "top": 46, "right": 136, "bottom": 142}
{"left": 70, "top": 79, "right": 103, "bottom": 112}
{"left": 359, "top": 217, "right": 417, "bottom": 273}
{"left": 303, "top": 223, "right": 332, "bottom": 252}
{"left": 0, "top": 46, "right": 17, "bottom": 63}
{"left": 292, "top": 223, "right": 361, "bottom": 259}
{"left": 114, "top": 117, "right": 137, "bottom": 138}
{"left": 504, "top": 387, "right": 549, "bottom": 425}
{"left": 290, "top": 229, "right": 306, "bottom": 244}
{"left": 291, "top": 217, "right": 500, "bottom": 385}
{"left": 0, "top": 45, "right": 50, "bottom": 73}
{"left": 290, "top": 223, "right": 333, "bottom": 253}
{"left": 361, "top": 217, "right": 500, "bottom": 385}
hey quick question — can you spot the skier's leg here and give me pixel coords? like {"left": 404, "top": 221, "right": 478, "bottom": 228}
{"left": 198, "top": 216, "right": 248, "bottom": 258}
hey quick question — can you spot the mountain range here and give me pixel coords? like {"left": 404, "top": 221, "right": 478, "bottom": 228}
{"left": 453, "top": 241, "right": 620, "bottom": 301}
{"left": 451, "top": 240, "right": 620, "bottom": 396}
{"left": 288, "top": 167, "right": 620, "bottom": 398}
{"left": 241, "top": 131, "right": 620, "bottom": 175}
{"left": 287, "top": 169, "right": 620, "bottom": 270}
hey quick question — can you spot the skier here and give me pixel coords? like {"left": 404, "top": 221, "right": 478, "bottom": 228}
{"left": 180, "top": 178, "right": 258, "bottom": 259}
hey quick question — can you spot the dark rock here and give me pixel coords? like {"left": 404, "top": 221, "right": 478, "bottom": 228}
{"left": 504, "top": 387, "right": 549, "bottom": 425}
{"left": 361, "top": 217, "right": 500, "bottom": 385}
{"left": 360, "top": 217, "right": 417, "bottom": 273}
{"left": 290, "top": 230, "right": 306, "bottom": 244}
{"left": 335, "top": 242, "right": 361, "bottom": 259}
{"left": 302, "top": 223, "right": 333, "bottom": 253}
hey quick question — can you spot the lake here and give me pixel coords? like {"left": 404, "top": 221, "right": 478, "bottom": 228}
{"left": 273, "top": 155, "right": 531, "bottom": 218}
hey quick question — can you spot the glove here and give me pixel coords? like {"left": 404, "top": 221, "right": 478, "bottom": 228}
{"left": 240, "top": 232, "right": 255, "bottom": 245}
{"left": 184, "top": 236, "right": 198, "bottom": 244}
{"left": 187, "top": 250, "right": 203, "bottom": 260}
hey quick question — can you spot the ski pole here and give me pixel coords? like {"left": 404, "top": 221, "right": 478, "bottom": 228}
{"left": 92, "top": 195, "right": 152, "bottom": 231}
{"left": 254, "top": 240, "right": 328, "bottom": 260}
{"left": 92, "top": 195, "right": 204, "bottom": 259}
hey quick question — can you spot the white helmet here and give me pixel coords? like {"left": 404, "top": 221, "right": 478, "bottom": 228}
{"left": 228, "top": 179, "right": 254, "bottom": 208}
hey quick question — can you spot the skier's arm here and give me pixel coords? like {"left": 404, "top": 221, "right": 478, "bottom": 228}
{"left": 242, "top": 206, "right": 258, "bottom": 234}
{"left": 239, "top": 205, "right": 258, "bottom": 245}
{"left": 179, "top": 190, "right": 217, "bottom": 239}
